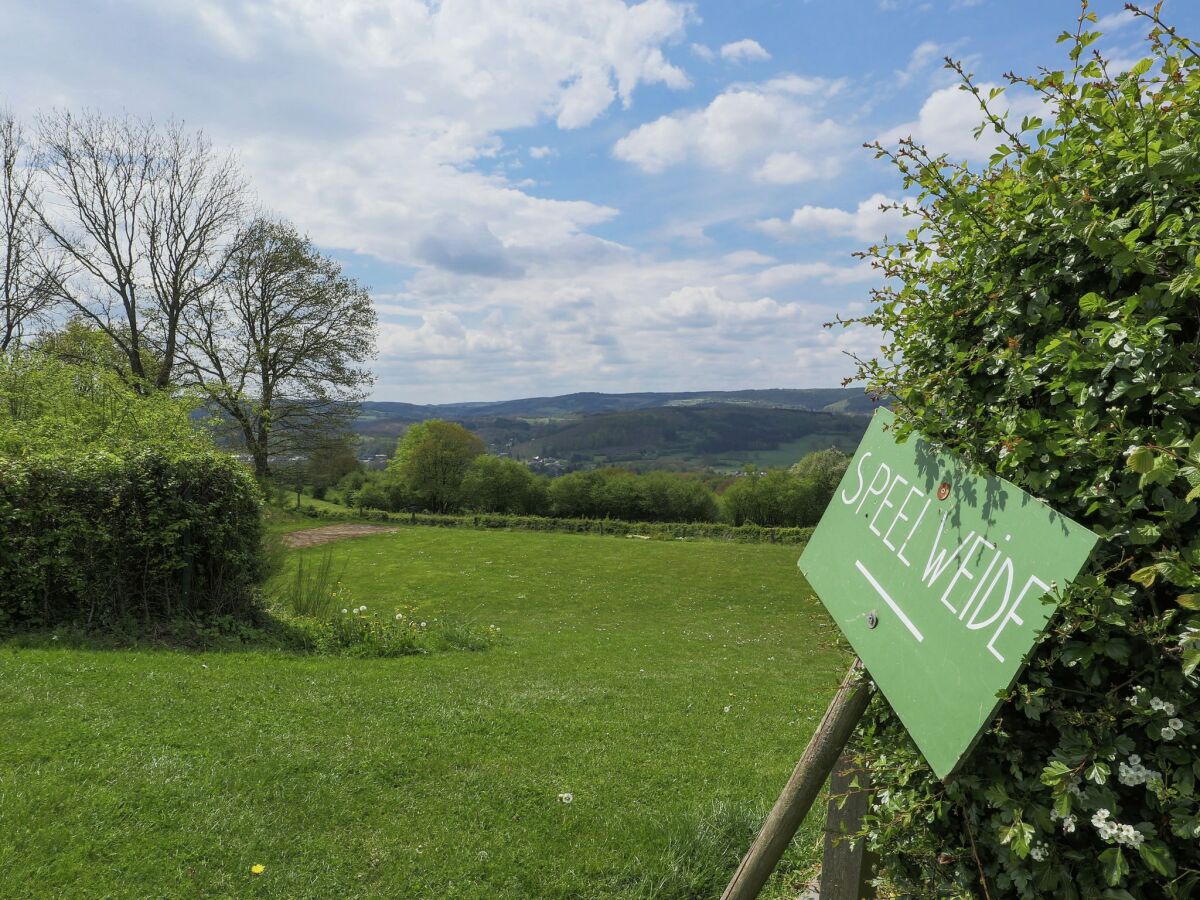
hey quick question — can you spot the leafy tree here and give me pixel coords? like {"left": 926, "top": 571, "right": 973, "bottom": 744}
{"left": 183, "top": 219, "right": 376, "bottom": 479}
{"left": 547, "top": 470, "right": 602, "bottom": 518}
{"left": 307, "top": 437, "right": 361, "bottom": 497}
{"left": 790, "top": 447, "right": 850, "bottom": 514}
{"left": 838, "top": 5, "right": 1200, "bottom": 895}
{"left": 388, "top": 420, "right": 484, "bottom": 513}
{"left": 0, "top": 349, "right": 209, "bottom": 456}
{"left": 720, "top": 469, "right": 821, "bottom": 527}
{"left": 459, "top": 455, "right": 546, "bottom": 514}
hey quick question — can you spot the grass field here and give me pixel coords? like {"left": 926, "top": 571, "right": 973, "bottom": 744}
{"left": 0, "top": 526, "right": 849, "bottom": 898}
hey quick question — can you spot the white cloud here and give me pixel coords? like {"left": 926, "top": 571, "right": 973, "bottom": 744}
{"left": 652, "top": 286, "right": 795, "bottom": 329}
{"left": 1096, "top": 9, "right": 1137, "bottom": 33}
{"left": 144, "top": 0, "right": 692, "bottom": 133}
{"left": 720, "top": 39, "right": 771, "bottom": 63}
{"left": 756, "top": 152, "right": 819, "bottom": 184}
{"left": 690, "top": 42, "right": 714, "bottom": 61}
{"left": 1, "top": 0, "right": 888, "bottom": 401}
{"left": 755, "top": 193, "right": 915, "bottom": 242}
{"left": 878, "top": 82, "right": 1045, "bottom": 162}
{"left": 895, "top": 40, "right": 942, "bottom": 86}
{"left": 613, "top": 76, "right": 846, "bottom": 181}
{"left": 753, "top": 261, "right": 878, "bottom": 289}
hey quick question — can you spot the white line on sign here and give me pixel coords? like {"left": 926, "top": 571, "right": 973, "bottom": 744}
{"left": 855, "top": 559, "right": 925, "bottom": 643}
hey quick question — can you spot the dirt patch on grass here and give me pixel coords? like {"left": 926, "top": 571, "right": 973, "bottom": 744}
{"left": 281, "top": 524, "right": 399, "bottom": 549}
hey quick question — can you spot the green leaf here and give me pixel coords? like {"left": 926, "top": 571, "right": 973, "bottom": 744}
{"left": 1128, "top": 58, "right": 1154, "bottom": 78}
{"left": 1040, "top": 760, "right": 1072, "bottom": 786}
{"left": 1128, "top": 523, "right": 1161, "bottom": 546}
{"left": 1137, "top": 840, "right": 1176, "bottom": 877}
{"left": 1099, "top": 847, "right": 1129, "bottom": 887}
{"left": 1130, "top": 565, "right": 1159, "bottom": 587}
{"left": 1079, "top": 291, "right": 1105, "bottom": 314}
{"left": 1184, "top": 647, "right": 1200, "bottom": 678}
{"left": 1000, "top": 819, "right": 1035, "bottom": 857}
{"left": 1126, "top": 447, "right": 1154, "bottom": 474}
{"left": 1178, "top": 594, "right": 1200, "bottom": 611}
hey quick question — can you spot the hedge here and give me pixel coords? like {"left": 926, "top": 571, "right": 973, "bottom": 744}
{"left": 294, "top": 504, "right": 816, "bottom": 545}
{"left": 0, "top": 450, "right": 264, "bottom": 628}
{"left": 841, "top": 8, "right": 1200, "bottom": 896}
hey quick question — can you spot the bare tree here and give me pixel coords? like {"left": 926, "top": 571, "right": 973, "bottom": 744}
{"left": 0, "top": 110, "right": 58, "bottom": 350}
{"left": 183, "top": 219, "right": 377, "bottom": 479}
{"left": 35, "top": 110, "right": 244, "bottom": 388}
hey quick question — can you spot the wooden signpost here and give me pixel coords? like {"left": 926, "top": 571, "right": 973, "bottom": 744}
{"left": 722, "top": 409, "right": 1099, "bottom": 899}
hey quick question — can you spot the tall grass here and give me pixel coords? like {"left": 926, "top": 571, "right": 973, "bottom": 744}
{"left": 278, "top": 547, "right": 346, "bottom": 618}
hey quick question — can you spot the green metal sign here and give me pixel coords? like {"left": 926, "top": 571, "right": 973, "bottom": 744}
{"left": 799, "top": 408, "right": 1099, "bottom": 779}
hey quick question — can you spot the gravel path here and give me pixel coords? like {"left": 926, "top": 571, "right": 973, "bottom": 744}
{"left": 280, "top": 523, "right": 399, "bottom": 549}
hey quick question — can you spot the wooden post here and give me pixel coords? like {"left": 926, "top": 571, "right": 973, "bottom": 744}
{"left": 820, "top": 754, "right": 876, "bottom": 899}
{"left": 720, "top": 659, "right": 872, "bottom": 900}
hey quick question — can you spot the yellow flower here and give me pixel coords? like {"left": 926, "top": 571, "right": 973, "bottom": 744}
{"left": 250, "top": 864, "right": 266, "bottom": 875}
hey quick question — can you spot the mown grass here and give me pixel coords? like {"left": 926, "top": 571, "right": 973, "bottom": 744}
{"left": 0, "top": 526, "right": 848, "bottom": 898}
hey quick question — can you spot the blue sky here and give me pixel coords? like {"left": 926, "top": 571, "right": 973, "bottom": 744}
{"left": 3, "top": 0, "right": 1196, "bottom": 403}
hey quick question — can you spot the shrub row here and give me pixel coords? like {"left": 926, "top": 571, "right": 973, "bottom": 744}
{"left": 294, "top": 504, "right": 816, "bottom": 545}
{"left": 0, "top": 450, "right": 263, "bottom": 628}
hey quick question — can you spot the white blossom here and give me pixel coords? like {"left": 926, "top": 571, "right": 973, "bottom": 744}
{"left": 1169, "top": 717, "right": 1184, "bottom": 731}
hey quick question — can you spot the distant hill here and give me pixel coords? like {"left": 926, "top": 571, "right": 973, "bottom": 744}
{"left": 360, "top": 387, "right": 876, "bottom": 422}
{"left": 353, "top": 388, "right": 878, "bottom": 472}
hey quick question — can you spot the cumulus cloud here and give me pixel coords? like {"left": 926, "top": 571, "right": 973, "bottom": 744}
{"left": 1096, "top": 8, "right": 1138, "bottom": 32}
{"left": 755, "top": 193, "right": 915, "bottom": 242}
{"left": 895, "top": 40, "right": 943, "bottom": 87}
{"left": 720, "top": 39, "right": 771, "bottom": 62}
{"left": 652, "top": 286, "right": 796, "bottom": 329}
{"left": 0, "top": 0, "right": 886, "bottom": 401}
{"left": 612, "top": 75, "right": 846, "bottom": 182}
{"left": 753, "top": 261, "right": 878, "bottom": 290}
{"left": 690, "top": 42, "right": 715, "bottom": 61}
{"left": 878, "top": 82, "right": 1045, "bottom": 162}
{"left": 414, "top": 216, "right": 524, "bottom": 278}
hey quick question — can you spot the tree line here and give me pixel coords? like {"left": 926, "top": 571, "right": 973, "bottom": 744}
{"left": 0, "top": 108, "right": 377, "bottom": 477}
{"left": 328, "top": 419, "right": 850, "bottom": 527}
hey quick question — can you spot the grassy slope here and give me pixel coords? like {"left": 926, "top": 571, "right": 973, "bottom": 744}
{"left": 0, "top": 528, "right": 848, "bottom": 899}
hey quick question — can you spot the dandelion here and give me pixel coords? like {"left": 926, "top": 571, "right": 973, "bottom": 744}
{"left": 341, "top": 608, "right": 349, "bottom": 614}
{"left": 251, "top": 864, "right": 266, "bottom": 875}
{"left": 420, "top": 621, "right": 427, "bottom": 627}
{"left": 722, "top": 705, "right": 732, "bottom": 713}
{"left": 557, "top": 792, "right": 573, "bottom": 804}
{"left": 395, "top": 613, "right": 403, "bottom": 620}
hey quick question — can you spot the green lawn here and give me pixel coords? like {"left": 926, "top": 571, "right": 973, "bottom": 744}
{"left": 0, "top": 527, "right": 849, "bottom": 898}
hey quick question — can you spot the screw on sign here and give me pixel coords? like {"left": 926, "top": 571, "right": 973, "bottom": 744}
{"left": 937, "top": 481, "right": 951, "bottom": 501}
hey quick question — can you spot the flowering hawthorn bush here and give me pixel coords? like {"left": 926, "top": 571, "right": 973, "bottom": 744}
{"left": 841, "top": 4, "right": 1200, "bottom": 896}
